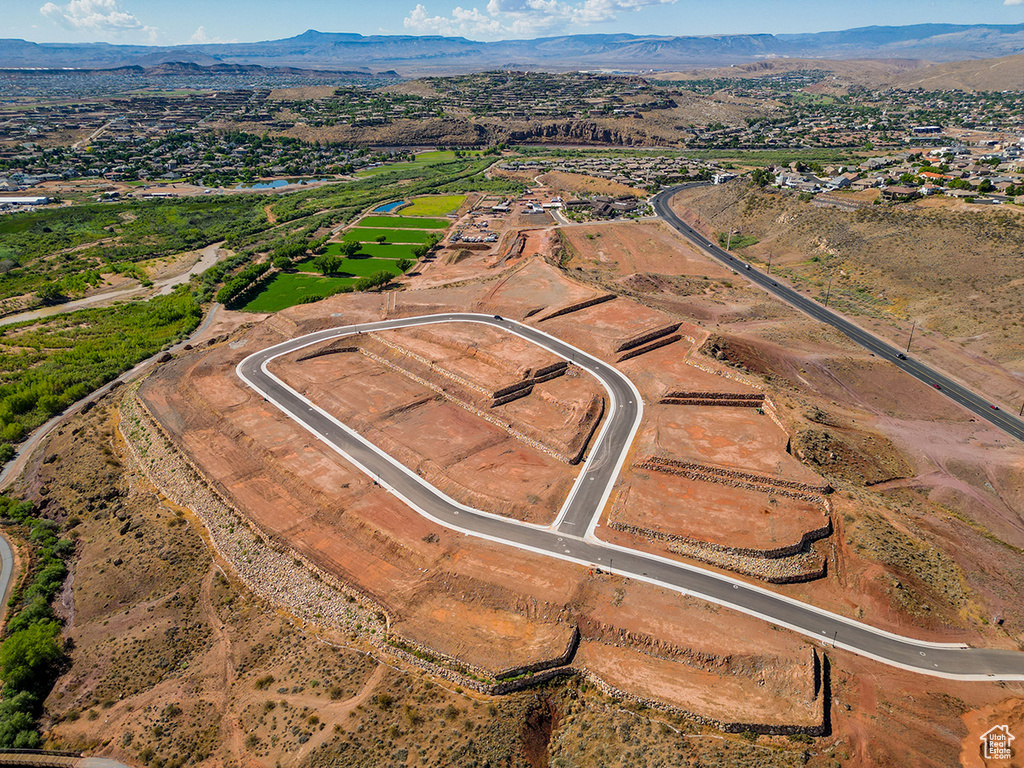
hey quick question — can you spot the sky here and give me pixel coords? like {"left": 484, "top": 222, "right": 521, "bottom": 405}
{"left": 4, "top": 0, "right": 1024, "bottom": 45}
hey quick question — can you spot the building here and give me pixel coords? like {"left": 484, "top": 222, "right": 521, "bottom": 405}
{"left": 0, "top": 196, "right": 50, "bottom": 206}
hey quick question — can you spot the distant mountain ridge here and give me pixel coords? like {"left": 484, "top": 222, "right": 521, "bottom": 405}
{"left": 2, "top": 23, "right": 1024, "bottom": 74}
{"left": 0, "top": 62, "right": 390, "bottom": 78}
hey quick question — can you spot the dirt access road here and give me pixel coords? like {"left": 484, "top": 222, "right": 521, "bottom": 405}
{"left": 0, "top": 242, "right": 227, "bottom": 329}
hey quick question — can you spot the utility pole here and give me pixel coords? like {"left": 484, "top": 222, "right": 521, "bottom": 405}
{"left": 1019, "top": 400, "right": 1023, "bottom": 417}
{"left": 726, "top": 229, "right": 732, "bottom": 250}
{"left": 767, "top": 251, "right": 773, "bottom": 275}
{"left": 906, "top": 321, "right": 916, "bottom": 353}
{"left": 824, "top": 274, "right": 833, "bottom": 307}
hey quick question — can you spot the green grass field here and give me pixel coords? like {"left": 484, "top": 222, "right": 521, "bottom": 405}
{"left": 358, "top": 215, "right": 448, "bottom": 229}
{"left": 322, "top": 242, "right": 418, "bottom": 260}
{"left": 342, "top": 227, "right": 437, "bottom": 244}
{"left": 399, "top": 195, "right": 466, "bottom": 217}
{"left": 241, "top": 272, "right": 356, "bottom": 312}
{"left": 353, "top": 150, "right": 479, "bottom": 178}
{"left": 293, "top": 256, "right": 403, "bottom": 278}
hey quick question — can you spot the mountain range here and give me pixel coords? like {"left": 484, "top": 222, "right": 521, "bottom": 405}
{"left": 2, "top": 24, "right": 1024, "bottom": 74}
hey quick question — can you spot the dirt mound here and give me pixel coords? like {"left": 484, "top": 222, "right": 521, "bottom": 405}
{"left": 793, "top": 427, "right": 911, "bottom": 487}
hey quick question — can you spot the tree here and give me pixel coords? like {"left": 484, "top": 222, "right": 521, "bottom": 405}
{"left": 313, "top": 254, "right": 342, "bottom": 276}
{"left": 396, "top": 259, "right": 413, "bottom": 272}
{"left": 0, "top": 691, "right": 42, "bottom": 749}
{"left": 375, "top": 234, "right": 387, "bottom": 244}
{"left": 35, "top": 283, "right": 64, "bottom": 305}
{"left": 0, "top": 621, "right": 65, "bottom": 697}
{"left": 340, "top": 240, "right": 360, "bottom": 257}
{"left": 750, "top": 167, "right": 774, "bottom": 188}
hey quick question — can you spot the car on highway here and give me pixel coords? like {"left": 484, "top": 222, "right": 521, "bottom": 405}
{"left": 991, "top": 405, "right": 1000, "bottom": 410}
{"left": 745, "top": 264, "right": 751, "bottom": 270}
{"left": 933, "top": 383, "right": 941, "bottom": 390}
{"left": 897, "top": 353, "right": 907, "bottom": 360}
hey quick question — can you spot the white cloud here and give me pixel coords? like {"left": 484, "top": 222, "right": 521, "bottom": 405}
{"left": 404, "top": 0, "right": 675, "bottom": 39}
{"left": 40, "top": 0, "right": 157, "bottom": 39}
{"left": 1005, "top": 0, "right": 1023, "bottom": 6}
{"left": 188, "top": 26, "right": 236, "bottom": 45}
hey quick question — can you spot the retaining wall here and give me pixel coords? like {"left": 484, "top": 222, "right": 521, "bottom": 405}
{"left": 616, "top": 323, "right": 682, "bottom": 353}
{"left": 537, "top": 293, "right": 616, "bottom": 322}
{"left": 616, "top": 334, "right": 681, "bottom": 362}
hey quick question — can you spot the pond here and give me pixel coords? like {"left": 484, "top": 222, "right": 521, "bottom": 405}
{"left": 235, "top": 178, "right": 330, "bottom": 190}
{"left": 373, "top": 200, "right": 406, "bottom": 213}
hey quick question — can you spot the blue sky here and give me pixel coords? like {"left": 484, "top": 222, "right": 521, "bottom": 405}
{"left": 6, "top": 0, "right": 1023, "bottom": 44}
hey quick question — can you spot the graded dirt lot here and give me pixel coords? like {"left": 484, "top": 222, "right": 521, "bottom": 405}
{"left": 131, "top": 257, "right": 845, "bottom": 740}
{"left": 538, "top": 170, "right": 647, "bottom": 198}
{"left": 560, "top": 220, "right": 732, "bottom": 279}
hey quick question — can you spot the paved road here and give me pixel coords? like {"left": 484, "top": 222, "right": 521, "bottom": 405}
{"left": 238, "top": 313, "right": 1024, "bottom": 680}
{"left": 653, "top": 185, "right": 1024, "bottom": 442}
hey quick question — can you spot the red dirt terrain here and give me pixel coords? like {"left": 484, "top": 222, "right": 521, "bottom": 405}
{"left": 133, "top": 233, "right": 1024, "bottom": 765}
{"left": 137, "top": 258, "right": 832, "bottom": 736}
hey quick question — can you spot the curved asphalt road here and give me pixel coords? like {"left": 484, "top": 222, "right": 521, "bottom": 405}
{"left": 238, "top": 313, "right": 1024, "bottom": 680}
{"left": 653, "top": 185, "right": 1024, "bottom": 442}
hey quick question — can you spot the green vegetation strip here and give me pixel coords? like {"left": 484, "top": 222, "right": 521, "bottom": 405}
{"left": 342, "top": 228, "right": 438, "bottom": 244}
{"left": 0, "top": 495, "right": 76, "bottom": 748}
{"left": 0, "top": 290, "right": 200, "bottom": 449}
{"left": 358, "top": 215, "right": 448, "bottom": 230}
{"left": 0, "top": 197, "right": 267, "bottom": 303}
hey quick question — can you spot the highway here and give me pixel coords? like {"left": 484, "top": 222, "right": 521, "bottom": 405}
{"left": 238, "top": 313, "right": 1024, "bottom": 681}
{"left": 652, "top": 185, "right": 1024, "bottom": 443}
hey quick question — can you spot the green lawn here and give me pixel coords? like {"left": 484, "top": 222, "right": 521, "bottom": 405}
{"left": 399, "top": 195, "right": 466, "bottom": 217}
{"left": 240, "top": 272, "right": 356, "bottom": 313}
{"left": 358, "top": 215, "right": 448, "bottom": 229}
{"left": 322, "top": 242, "right": 418, "bottom": 260}
{"left": 342, "top": 227, "right": 437, "bottom": 244}
{"left": 293, "top": 256, "right": 403, "bottom": 278}
{"left": 353, "top": 151, "right": 482, "bottom": 178}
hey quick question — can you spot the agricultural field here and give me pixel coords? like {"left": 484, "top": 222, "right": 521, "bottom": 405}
{"left": 398, "top": 195, "right": 467, "bottom": 217}
{"left": 242, "top": 256, "right": 407, "bottom": 312}
{"left": 240, "top": 272, "right": 357, "bottom": 313}
{"left": 322, "top": 242, "right": 419, "bottom": 260}
{"left": 293, "top": 256, "right": 404, "bottom": 278}
{"left": 353, "top": 150, "right": 481, "bottom": 178}
{"left": 357, "top": 215, "right": 448, "bottom": 229}
{"left": 341, "top": 227, "right": 438, "bottom": 244}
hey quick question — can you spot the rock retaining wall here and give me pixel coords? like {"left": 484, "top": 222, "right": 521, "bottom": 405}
{"left": 610, "top": 518, "right": 832, "bottom": 563}
{"left": 638, "top": 456, "right": 831, "bottom": 498}
{"left": 616, "top": 323, "right": 682, "bottom": 353}
{"left": 580, "top": 649, "right": 829, "bottom": 737}
{"left": 616, "top": 334, "right": 681, "bottom": 362}
{"left": 537, "top": 293, "right": 616, "bottom": 322}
